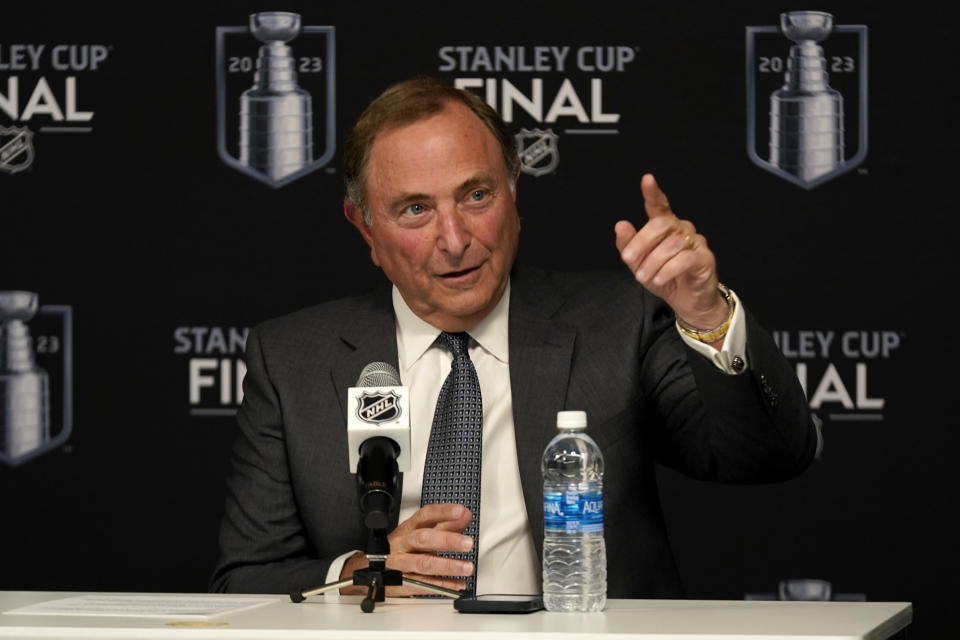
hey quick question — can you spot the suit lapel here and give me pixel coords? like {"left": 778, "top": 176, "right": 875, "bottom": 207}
{"left": 508, "top": 268, "right": 576, "bottom": 559}
{"left": 331, "top": 286, "right": 399, "bottom": 413}
{"left": 329, "top": 285, "right": 404, "bottom": 529}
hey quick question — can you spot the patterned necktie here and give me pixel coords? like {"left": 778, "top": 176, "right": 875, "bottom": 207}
{"left": 420, "top": 331, "right": 483, "bottom": 594}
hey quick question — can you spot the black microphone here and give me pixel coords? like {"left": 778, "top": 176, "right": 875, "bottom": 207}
{"left": 347, "top": 362, "right": 410, "bottom": 530}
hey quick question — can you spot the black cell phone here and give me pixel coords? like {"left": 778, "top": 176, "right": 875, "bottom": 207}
{"left": 454, "top": 594, "right": 544, "bottom": 614}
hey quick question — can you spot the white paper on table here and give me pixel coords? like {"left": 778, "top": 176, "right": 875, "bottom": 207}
{"left": 2, "top": 595, "right": 276, "bottom": 619}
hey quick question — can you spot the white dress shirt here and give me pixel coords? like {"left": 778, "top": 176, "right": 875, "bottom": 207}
{"left": 326, "top": 278, "right": 747, "bottom": 594}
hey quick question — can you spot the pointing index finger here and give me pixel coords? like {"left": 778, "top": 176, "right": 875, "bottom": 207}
{"left": 641, "top": 173, "right": 673, "bottom": 220}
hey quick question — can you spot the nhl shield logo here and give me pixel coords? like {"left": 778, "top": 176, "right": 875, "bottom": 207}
{"left": 0, "top": 292, "right": 73, "bottom": 467}
{"left": 0, "top": 126, "right": 35, "bottom": 175}
{"left": 516, "top": 128, "right": 559, "bottom": 177}
{"left": 356, "top": 391, "right": 402, "bottom": 424}
{"left": 746, "top": 11, "right": 867, "bottom": 189}
{"left": 216, "top": 12, "right": 336, "bottom": 188}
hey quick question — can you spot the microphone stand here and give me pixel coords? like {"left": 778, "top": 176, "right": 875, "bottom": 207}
{"left": 290, "top": 437, "right": 466, "bottom": 612}
{"left": 290, "top": 527, "right": 464, "bottom": 612}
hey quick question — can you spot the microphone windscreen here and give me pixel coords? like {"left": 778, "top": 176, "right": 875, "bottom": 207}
{"left": 356, "top": 361, "right": 401, "bottom": 387}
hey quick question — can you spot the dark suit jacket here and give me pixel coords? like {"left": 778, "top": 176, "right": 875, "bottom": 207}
{"left": 209, "top": 266, "right": 817, "bottom": 597}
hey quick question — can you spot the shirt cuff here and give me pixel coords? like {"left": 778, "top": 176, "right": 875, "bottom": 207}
{"left": 324, "top": 550, "right": 362, "bottom": 593}
{"left": 676, "top": 289, "right": 747, "bottom": 374}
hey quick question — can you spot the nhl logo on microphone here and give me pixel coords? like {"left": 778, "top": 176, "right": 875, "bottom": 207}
{"left": 356, "top": 391, "right": 402, "bottom": 424}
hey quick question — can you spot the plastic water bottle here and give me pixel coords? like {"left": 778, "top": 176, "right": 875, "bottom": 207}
{"left": 542, "top": 410, "right": 606, "bottom": 612}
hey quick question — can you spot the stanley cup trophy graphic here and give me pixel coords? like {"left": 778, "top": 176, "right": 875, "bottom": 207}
{"left": 0, "top": 291, "right": 50, "bottom": 460}
{"left": 239, "top": 12, "right": 313, "bottom": 181}
{"left": 768, "top": 11, "right": 844, "bottom": 182}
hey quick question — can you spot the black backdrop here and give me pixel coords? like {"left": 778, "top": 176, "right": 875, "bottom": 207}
{"left": 3, "top": 2, "right": 957, "bottom": 636}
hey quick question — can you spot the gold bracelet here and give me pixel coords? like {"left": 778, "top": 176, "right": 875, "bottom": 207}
{"left": 677, "top": 283, "right": 735, "bottom": 343}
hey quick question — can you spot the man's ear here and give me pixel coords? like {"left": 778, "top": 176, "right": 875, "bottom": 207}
{"left": 344, "top": 199, "right": 380, "bottom": 266}
{"left": 510, "top": 163, "right": 521, "bottom": 201}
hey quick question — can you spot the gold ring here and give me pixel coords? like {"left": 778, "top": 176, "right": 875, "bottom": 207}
{"left": 678, "top": 227, "right": 696, "bottom": 250}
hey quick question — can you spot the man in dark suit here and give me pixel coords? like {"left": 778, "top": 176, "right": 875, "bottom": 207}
{"left": 210, "top": 77, "right": 818, "bottom": 598}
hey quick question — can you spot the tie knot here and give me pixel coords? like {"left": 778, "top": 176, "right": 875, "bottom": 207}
{"left": 438, "top": 331, "right": 470, "bottom": 358}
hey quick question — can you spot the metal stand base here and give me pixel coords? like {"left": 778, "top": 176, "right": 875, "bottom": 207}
{"left": 290, "top": 555, "right": 465, "bottom": 612}
{"left": 291, "top": 475, "right": 467, "bottom": 612}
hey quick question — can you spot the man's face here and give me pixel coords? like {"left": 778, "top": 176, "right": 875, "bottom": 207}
{"left": 346, "top": 101, "right": 520, "bottom": 332}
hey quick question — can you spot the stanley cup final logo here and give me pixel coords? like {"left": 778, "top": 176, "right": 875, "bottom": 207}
{"left": 746, "top": 11, "right": 867, "bottom": 189}
{"left": 0, "top": 291, "right": 73, "bottom": 467}
{"left": 216, "top": 12, "right": 336, "bottom": 188}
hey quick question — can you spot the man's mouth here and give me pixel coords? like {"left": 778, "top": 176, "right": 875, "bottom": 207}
{"left": 440, "top": 265, "right": 480, "bottom": 279}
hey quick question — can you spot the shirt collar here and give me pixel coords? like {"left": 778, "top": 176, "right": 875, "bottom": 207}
{"left": 392, "top": 280, "right": 511, "bottom": 371}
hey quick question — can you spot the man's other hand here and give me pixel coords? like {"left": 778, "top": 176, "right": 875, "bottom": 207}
{"left": 339, "top": 503, "right": 474, "bottom": 596}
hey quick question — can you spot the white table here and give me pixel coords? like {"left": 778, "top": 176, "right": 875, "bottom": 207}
{"left": 0, "top": 591, "right": 912, "bottom": 639}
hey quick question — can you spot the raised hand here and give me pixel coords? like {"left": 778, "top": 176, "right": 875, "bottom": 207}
{"left": 615, "top": 173, "right": 728, "bottom": 341}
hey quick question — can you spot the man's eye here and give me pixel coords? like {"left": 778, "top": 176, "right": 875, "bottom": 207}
{"left": 469, "top": 190, "right": 487, "bottom": 202}
{"left": 406, "top": 203, "right": 425, "bottom": 215}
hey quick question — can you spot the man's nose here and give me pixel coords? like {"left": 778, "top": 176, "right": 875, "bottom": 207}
{"left": 436, "top": 207, "right": 471, "bottom": 256}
